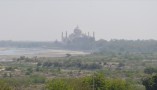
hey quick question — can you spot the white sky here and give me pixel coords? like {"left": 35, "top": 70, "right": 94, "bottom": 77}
{"left": 0, "top": 0, "right": 157, "bottom": 41}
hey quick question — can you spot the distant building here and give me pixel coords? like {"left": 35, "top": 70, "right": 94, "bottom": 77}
{"left": 61, "top": 26, "right": 95, "bottom": 50}
{"left": 61, "top": 26, "right": 95, "bottom": 43}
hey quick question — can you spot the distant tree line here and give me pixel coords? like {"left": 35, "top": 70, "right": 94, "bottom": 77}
{"left": 1, "top": 39, "right": 157, "bottom": 54}
{"left": 0, "top": 40, "right": 60, "bottom": 48}
{"left": 95, "top": 39, "right": 157, "bottom": 54}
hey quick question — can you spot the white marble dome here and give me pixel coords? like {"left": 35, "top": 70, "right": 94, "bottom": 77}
{"left": 74, "top": 26, "right": 82, "bottom": 35}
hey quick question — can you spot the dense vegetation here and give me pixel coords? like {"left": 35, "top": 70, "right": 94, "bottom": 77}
{"left": 1, "top": 39, "right": 157, "bottom": 89}
{"left": 46, "top": 73, "right": 132, "bottom": 90}
{"left": 0, "top": 51, "right": 157, "bottom": 90}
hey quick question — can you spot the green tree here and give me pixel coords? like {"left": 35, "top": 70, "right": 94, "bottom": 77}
{"left": 83, "top": 73, "right": 132, "bottom": 90}
{"left": 46, "top": 79, "right": 73, "bottom": 90}
{"left": 142, "top": 74, "right": 157, "bottom": 90}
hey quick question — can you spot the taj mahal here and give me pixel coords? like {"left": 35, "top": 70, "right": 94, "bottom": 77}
{"left": 61, "top": 26, "right": 95, "bottom": 44}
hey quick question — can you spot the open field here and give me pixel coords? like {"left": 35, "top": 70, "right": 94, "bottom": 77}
{"left": 0, "top": 48, "right": 89, "bottom": 62}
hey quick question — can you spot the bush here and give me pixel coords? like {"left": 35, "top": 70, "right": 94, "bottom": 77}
{"left": 5, "top": 67, "right": 14, "bottom": 71}
{"left": 0, "top": 80, "right": 12, "bottom": 90}
{"left": 30, "top": 75, "right": 46, "bottom": 84}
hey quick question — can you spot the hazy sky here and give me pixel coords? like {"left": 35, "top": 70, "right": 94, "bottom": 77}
{"left": 0, "top": 0, "right": 157, "bottom": 41}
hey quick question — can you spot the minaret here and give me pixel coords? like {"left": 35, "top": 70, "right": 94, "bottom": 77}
{"left": 66, "top": 31, "right": 68, "bottom": 39}
{"left": 93, "top": 32, "right": 95, "bottom": 40}
{"left": 61, "top": 32, "right": 64, "bottom": 41}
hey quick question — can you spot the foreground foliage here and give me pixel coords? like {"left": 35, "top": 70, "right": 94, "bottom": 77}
{"left": 0, "top": 81, "right": 12, "bottom": 90}
{"left": 46, "top": 73, "right": 133, "bottom": 90}
{"left": 142, "top": 74, "right": 157, "bottom": 90}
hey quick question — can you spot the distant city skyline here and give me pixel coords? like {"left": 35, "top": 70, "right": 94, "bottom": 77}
{"left": 0, "top": 0, "right": 157, "bottom": 41}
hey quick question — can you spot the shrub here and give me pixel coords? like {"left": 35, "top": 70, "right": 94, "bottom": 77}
{"left": 30, "top": 75, "right": 46, "bottom": 84}
{"left": 144, "top": 67, "right": 157, "bottom": 75}
{"left": 0, "top": 80, "right": 12, "bottom": 90}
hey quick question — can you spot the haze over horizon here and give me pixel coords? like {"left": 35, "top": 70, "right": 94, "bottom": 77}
{"left": 0, "top": 0, "right": 157, "bottom": 41}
